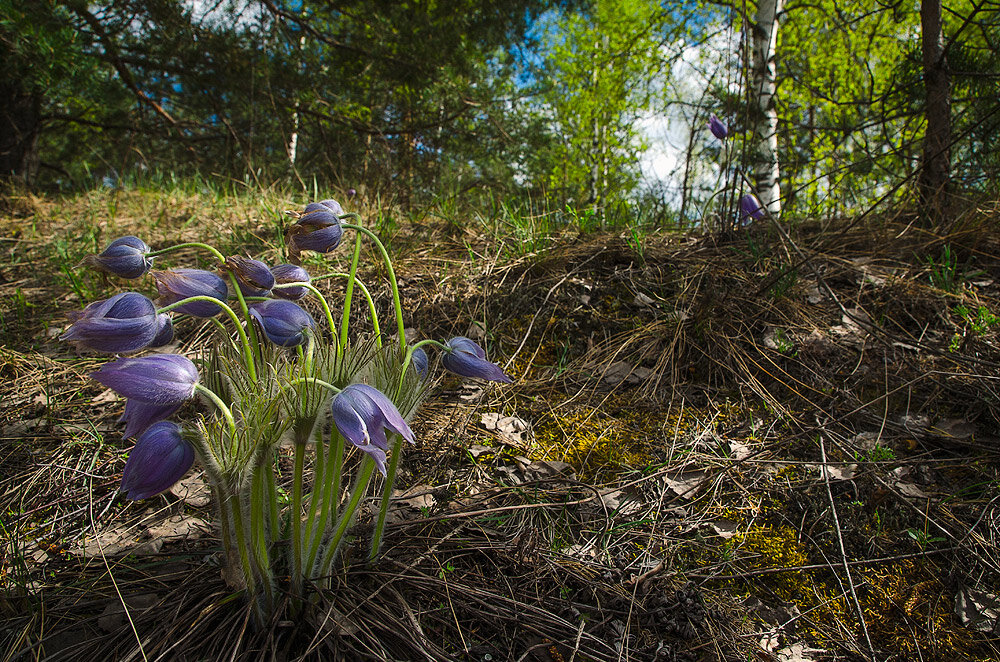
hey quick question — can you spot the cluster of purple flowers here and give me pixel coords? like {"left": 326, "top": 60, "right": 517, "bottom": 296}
{"left": 63, "top": 199, "right": 512, "bottom": 501}
{"left": 704, "top": 114, "right": 767, "bottom": 225}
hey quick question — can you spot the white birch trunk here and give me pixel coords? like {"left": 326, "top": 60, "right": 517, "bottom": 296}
{"left": 751, "top": 0, "right": 783, "bottom": 217}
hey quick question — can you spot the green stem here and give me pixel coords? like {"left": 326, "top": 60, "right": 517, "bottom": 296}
{"left": 290, "top": 441, "right": 305, "bottom": 597}
{"left": 368, "top": 435, "right": 402, "bottom": 562}
{"left": 147, "top": 241, "right": 225, "bottom": 263}
{"left": 318, "top": 456, "right": 375, "bottom": 578}
{"left": 343, "top": 223, "right": 406, "bottom": 357}
{"left": 158, "top": 296, "right": 257, "bottom": 380}
{"left": 193, "top": 384, "right": 237, "bottom": 436}
{"left": 298, "top": 275, "right": 382, "bottom": 344}
{"left": 305, "top": 428, "right": 343, "bottom": 576}
{"left": 339, "top": 232, "right": 363, "bottom": 353}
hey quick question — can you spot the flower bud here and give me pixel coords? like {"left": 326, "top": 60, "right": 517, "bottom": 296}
{"left": 270, "top": 264, "right": 311, "bottom": 300}
{"left": 60, "top": 292, "right": 163, "bottom": 354}
{"left": 248, "top": 299, "right": 316, "bottom": 346}
{"left": 80, "top": 236, "right": 153, "bottom": 279}
{"left": 120, "top": 421, "right": 194, "bottom": 500}
{"left": 288, "top": 206, "right": 344, "bottom": 255}
{"left": 153, "top": 269, "right": 229, "bottom": 318}
{"left": 224, "top": 256, "right": 275, "bottom": 294}
{"left": 739, "top": 194, "right": 765, "bottom": 224}
{"left": 708, "top": 114, "right": 728, "bottom": 140}
{"left": 91, "top": 354, "right": 199, "bottom": 405}
{"left": 441, "top": 337, "right": 512, "bottom": 383}
{"left": 411, "top": 347, "right": 429, "bottom": 380}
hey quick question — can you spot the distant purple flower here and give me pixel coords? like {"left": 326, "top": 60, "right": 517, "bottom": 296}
{"left": 153, "top": 269, "right": 229, "bottom": 317}
{"left": 91, "top": 354, "right": 199, "bottom": 404}
{"left": 441, "top": 337, "right": 512, "bottom": 383}
{"left": 289, "top": 206, "right": 344, "bottom": 255}
{"left": 225, "top": 256, "right": 274, "bottom": 294}
{"left": 60, "top": 292, "right": 167, "bottom": 354}
{"left": 411, "top": 347, "right": 429, "bottom": 380}
{"left": 346, "top": 189, "right": 357, "bottom": 200}
{"left": 270, "top": 264, "right": 310, "bottom": 300}
{"left": 708, "top": 114, "right": 728, "bottom": 140}
{"left": 739, "top": 194, "right": 765, "bottom": 224}
{"left": 120, "top": 421, "right": 194, "bottom": 500}
{"left": 330, "top": 384, "right": 414, "bottom": 476}
{"left": 120, "top": 399, "right": 182, "bottom": 439}
{"left": 248, "top": 299, "right": 316, "bottom": 346}
{"left": 79, "top": 236, "right": 153, "bottom": 279}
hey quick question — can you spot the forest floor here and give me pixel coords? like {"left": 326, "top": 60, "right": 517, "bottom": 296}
{"left": 3, "top": 188, "right": 1000, "bottom": 661}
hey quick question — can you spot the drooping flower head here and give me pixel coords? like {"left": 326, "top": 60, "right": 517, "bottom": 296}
{"left": 270, "top": 264, "right": 311, "bottom": 300}
{"left": 288, "top": 203, "right": 344, "bottom": 256}
{"left": 120, "top": 398, "right": 182, "bottom": 439}
{"left": 330, "top": 384, "right": 414, "bottom": 476}
{"left": 346, "top": 189, "right": 357, "bottom": 200}
{"left": 60, "top": 292, "right": 169, "bottom": 354}
{"left": 248, "top": 299, "right": 316, "bottom": 347}
{"left": 441, "top": 337, "right": 512, "bottom": 383}
{"left": 411, "top": 347, "right": 429, "bottom": 380}
{"left": 91, "top": 354, "right": 199, "bottom": 404}
{"left": 708, "top": 114, "right": 728, "bottom": 140}
{"left": 120, "top": 421, "right": 194, "bottom": 500}
{"left": 153, "top": 268, "right": 229, "bottom": 318}
{"left": 79, "top": 236, "right": 153, "bottom": 279}
{"left": 224, "top": 256, "right": 275, "bottom": 296}
{"left": 739, "top": 193, "right": 766, "bottom": 224}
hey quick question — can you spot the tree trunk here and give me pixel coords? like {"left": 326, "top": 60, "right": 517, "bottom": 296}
{"left": 918, "top": 0, "right": 951, "bottom": 223}
{"left": 0, "top": 81, "right": 42, "bottom": 186}
{"left": 750, "top": 0, "right": 783, "bottom": 218}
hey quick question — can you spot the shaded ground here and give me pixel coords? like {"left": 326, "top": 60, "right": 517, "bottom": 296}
{"left": 3, "top": 189, "right": 1000, "bottom": 660}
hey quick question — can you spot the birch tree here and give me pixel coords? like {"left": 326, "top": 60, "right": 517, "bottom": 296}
{"left": 750, "top": 0, "right": 784, "bottom": 217}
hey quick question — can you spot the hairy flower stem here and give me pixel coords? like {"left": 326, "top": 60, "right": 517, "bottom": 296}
{"left": 304, "top": 429, "right": 343, "bottom": 577}
{"left": 342, "top": 224, "right": 406, "bottom": 357}
{"left": 318, "top": 456, "right": 376, "bottom": 579}
{"left": 310, "top": 274, "right": 381, "bottom": 344}
{"left": 290, "top": 441, "right": 306, "bottom": 598}
{"left": 158, "top": 296, "right": 257, "bottom": 382}
{"left": 339, "top": 233, "right": 363, "bottom": 354}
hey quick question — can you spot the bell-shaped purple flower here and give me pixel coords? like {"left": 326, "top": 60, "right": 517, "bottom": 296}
{"left": 346, "top": 189, "right": 357, "bottom": 200}
{"left": 153, "top": 269, "right": 229, "bottom": 318}
{"left": 270, "top": 264, "right": 310, "bottom": 300}
{"left": 91, "top": 354, "right": 199, "bottom": 404}
{"left": 224, "top": 256, "right": 275, "bottom": 294}
{"left": 331, "top": 384, "right": 414, "bottom": 476}
{"left": 289, "top": 206, "right": 344, "bottom": 255}
{"left": 411, "top": 347, "right": 429, "bottom": 380}
{"left": 120, "top": 421, "right": 194, "bottom": 500}
{"left": 79, "top": 236, "right": 153, "bottom": 279}
{"left": 60, "top": 292, "right": 165, "bottom": 354}
{"left": 248, "top": 299, "right": 316, "bottom": 346}
{"left": 739, "top": 193, "right": 765, "bottom": 224}
{"left": 120, "top": 398, "right": 182, "bottom": 439}
{"left": 708, "top": 114, "right": 728, "bottom": 140}
{"left": 441, "top": 337, "right": 512, "bottom": 383}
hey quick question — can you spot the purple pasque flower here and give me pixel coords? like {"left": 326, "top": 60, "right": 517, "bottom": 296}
{"left": 120, "top": 398, "right": 182, "bottom": 439}
{"left": 153, "top": 268, "right": 229, "bottom": 318}
{"left": 288, "top": 206, "right": 344, "bottom": 255}
{"left": 330, "top": 384, "right": 414, "bottom": 476}
{"left": 270, "top": 264, "right": 310, "bottom": 300}
{"left": 120, "top": 421, "right": 194, "bottom": 500}
{"left": 80, "top": 236, "right": 153, "bottom": 279}
{"left": 739, "top": 193, "right": 766, "bottom": 224}
{"left": 60, "top": 292, "right": 168, "bottom": 354}
{"left": 91, "top": 354, "right": 199, "bottom": 405}
{"left": 248, "top": 299, "right": 316, "bottom": 346}
{"left": 150, "top": 315, "right": 174, "bottom": 347}
{"left": 441, "top": 337, "right": 512, "bottom": 383}
{"left": 224, "top": 256, "right": 275, "bottom": 295}
{"left": 346, "top": 189, "right": 357, "bottom": 200}
{"left": 708, "top": 114, "right": 728, "bottom": 140}
{"left": 411, "top": 347, "right": 429, "bottom": 380}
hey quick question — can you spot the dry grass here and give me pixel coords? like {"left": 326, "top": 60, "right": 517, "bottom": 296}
{"left": 3, "top": 188, "right": 1000, "bottom": 660}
